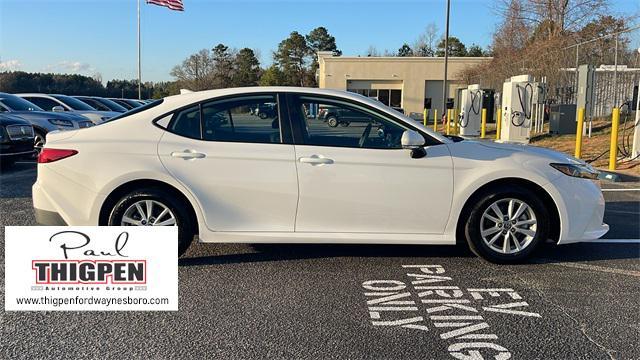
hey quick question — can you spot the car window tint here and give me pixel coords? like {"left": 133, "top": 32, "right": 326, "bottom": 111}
{"left": 167, "top": 105, "right": 201, "bottom": 139}
{"left": 24, "top": 97, "right": 61, "bottom": 111}
{"left": 200, "top": 95, "right": 280, "bottom": 144}
{"left": 294, "top": 96, "right": 408, "bottom": 149}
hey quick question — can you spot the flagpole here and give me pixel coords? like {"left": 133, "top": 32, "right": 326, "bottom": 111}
{"left": 137, "top": 0, "right": 142, "bottom": 100}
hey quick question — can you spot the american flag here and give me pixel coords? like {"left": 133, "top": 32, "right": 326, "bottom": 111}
{"left": 147, "top": 0, "right": 184, "bottom": 11}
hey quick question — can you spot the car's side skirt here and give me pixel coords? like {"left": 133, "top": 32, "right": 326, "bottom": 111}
{"left": 197, "top": 231, "right": 456, "bottom": 245}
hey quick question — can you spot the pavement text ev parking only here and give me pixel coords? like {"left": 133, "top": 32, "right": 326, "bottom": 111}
{"left": 361, "top": 264, "right": 542, "bottom": 360}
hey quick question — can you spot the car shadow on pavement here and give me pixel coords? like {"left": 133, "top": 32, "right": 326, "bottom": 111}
{"left": 0, "top": 162, "right": 36, "bottom": 199}
{"left": 179, "top": 243, "right": 475, "bottom": 266}
{"left": 178, "top": 242, "right": 639, "bottom": 267}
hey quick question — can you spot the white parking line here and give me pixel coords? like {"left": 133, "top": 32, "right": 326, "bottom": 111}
{"left": 588, "top": 239, "right": 640, "bottom": 244}
{"left": 601, "top": 188, "right": 640, "bottom": 192}
{"left": 546, "top": 262, "right": 640, "bottom": 277}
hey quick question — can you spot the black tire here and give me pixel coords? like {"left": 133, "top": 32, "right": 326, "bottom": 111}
{"left": 463, "top": 186, "right": 549, "bottom": 264}
{"left": 327, "top": 116, "right": 339, "bottom": 127}
{"left": 258, "top": 112, "right": 268, "bottom": 119}
{"left": 107, "top": 187, "right": 196, "bottom": 256}
{"left": 339, "top": 121, "right": 349, "bottom": 127}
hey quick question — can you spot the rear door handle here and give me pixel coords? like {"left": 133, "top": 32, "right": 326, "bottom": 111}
{"left": 299, "top": 155, "right": 334, "bottom": 165}
{"left": 171, "top": 149, "right": 206, "bottom": 159}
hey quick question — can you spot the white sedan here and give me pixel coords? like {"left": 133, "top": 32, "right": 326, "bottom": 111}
{"left": 32, "top": 87, "right": 608, "bottom": 263}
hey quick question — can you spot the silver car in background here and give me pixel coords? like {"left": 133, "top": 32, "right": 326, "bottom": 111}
{"left": 17, "top": 93, "right": 119, "bottom": 124}
{"left": 0, "top": 92, "right": 93, "bottom": 153}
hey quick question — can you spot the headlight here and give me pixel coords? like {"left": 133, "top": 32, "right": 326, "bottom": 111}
{"left": 550, "top": 163, "right": 599, "bottom": 180}
{"left": 48, "top": 119, "right": 74, "bottom": 127}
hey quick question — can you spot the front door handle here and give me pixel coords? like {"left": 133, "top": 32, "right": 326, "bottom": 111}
{"left": 171, "top": 149, "right": 206, "bottom": 159}
{"left": 299, "top": 155, "right": 334, "bottom": 165}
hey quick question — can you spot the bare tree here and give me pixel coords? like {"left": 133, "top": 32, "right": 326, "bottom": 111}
{"left": 170, "top": 49, "right": 215, "bottom": 91}
{"left": 413, "top": 23, "right": 440, "bottom": 57}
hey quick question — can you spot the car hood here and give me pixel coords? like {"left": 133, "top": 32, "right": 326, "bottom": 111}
{"left": 0, "top": 114, "right": 31, "bottom": 126}
{"left": 474, "top": 139, "right": 583, "bottom": 164}
{"left": 77, "top": 110, "right": 119, "bottom": 118}
{"left": 9, "top": 110, "right": 90, "bottom": 122}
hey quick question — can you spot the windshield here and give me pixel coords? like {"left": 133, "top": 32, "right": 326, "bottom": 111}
{"left": 95, "top": 98, "right": 128, "bottom": 112}
{"left": 104, "top": 99, "right": 164, "bottom": 123}
{"left": 0, "top": 94, "right": 44, "bottom": 111}
{"left": 52, "top": 95, "right": 97, "bottom": 111}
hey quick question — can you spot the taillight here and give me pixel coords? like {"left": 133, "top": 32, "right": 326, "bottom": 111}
{"left": 38, "top": 148, "right": 78, "bottom": 163}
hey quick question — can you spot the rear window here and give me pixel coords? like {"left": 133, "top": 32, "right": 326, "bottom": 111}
{"left": 103, "top": 99, "right": 164, "bottom": 123}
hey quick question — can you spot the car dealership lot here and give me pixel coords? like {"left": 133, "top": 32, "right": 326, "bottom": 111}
{"left": 1, "top": 163, "right": 639, "bottom": 359}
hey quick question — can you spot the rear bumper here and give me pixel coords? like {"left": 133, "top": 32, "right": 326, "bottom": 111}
{"left": 34, "top": 208, "right": 67, "bottom": 225}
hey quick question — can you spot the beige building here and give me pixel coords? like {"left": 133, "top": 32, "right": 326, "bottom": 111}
{"left": 317, "top": 51, "right": 492, "bottom": 117}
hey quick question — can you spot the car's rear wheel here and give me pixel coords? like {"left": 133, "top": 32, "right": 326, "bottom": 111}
{"left": 464, "top": 186, "right": 548, "bottom": 263}
{"left": 327, "top": 116, "right": 338, "bottom": 127}
{"left": 107, "top": 188, "right": 195, "bottom": 256}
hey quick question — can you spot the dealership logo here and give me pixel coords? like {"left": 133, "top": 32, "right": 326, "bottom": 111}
{"left": 31, "top": 230, "right": 146, "bottom": 285}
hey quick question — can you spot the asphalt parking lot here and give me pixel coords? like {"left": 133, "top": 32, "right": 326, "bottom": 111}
{"left": 1, "top": 162, "right": 639, "bottom": 359}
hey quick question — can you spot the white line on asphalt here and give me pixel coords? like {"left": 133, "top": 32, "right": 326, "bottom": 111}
{"left": 546, "top": 262, "right": 640, "bottom": 278}
{"left": 601, "top": 188, "right": 640, "bottom": 192}
{"left": 589, "top": 239, "right": 640, "bottom": 244}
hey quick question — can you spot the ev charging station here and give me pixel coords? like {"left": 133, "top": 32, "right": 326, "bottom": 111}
{"left": 458, "top": 84, "right": 483, "bottom": 136}
{"left": 500, "top": 75, "right": 535, "bottom": 143}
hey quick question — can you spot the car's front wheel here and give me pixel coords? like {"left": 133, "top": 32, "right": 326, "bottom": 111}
{"left": 327, "top": 116, "right": 339, "bottom": 127}
{"left": 107, "top": 188, "right": 195, "bottom": 256}
{"left": 464, "top": 186, "right": 549, "bottom": 263}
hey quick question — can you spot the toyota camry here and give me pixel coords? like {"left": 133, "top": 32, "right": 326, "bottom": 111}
{"left": 32, "top": 87, "right": 608, "bottom": 263}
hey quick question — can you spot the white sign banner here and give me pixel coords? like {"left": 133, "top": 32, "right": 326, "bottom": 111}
{"left": 5, "top": 226, "right": 178, "bottom": 311}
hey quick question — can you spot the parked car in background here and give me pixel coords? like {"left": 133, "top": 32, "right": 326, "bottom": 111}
{"left": 108, "top": 98, "right": 143, "bottom": 110}
{"left": 74, "top": 96, "right": 128, "bottom": 113}
{"left": 0, "top": 92, "right": 93, "bottom": 154}
{"left": 319, "top": 105, "right": 374, "bottom": 127}
{"left": 17, "top": 93, "right": 118, "bottom": 124}
{"left": 0, "top": 113, "right": 35, "bottom": 167}
{"left": 33, "top": 87, "right": 608, "bottom": 263}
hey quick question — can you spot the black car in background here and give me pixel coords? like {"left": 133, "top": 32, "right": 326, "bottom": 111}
{"left": 108, "top": 98, "right": 144, "bottom": 110}
{"left": 74, "top": 96, "right": 128, "bottom": 113}
{"left": 0, "top": 114, "right": 35, "bottom": 167}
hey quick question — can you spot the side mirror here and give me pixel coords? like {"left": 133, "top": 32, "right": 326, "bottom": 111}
{"left": 401, "top": 130, "right": 425, "bottom": 149}
{"left": 52, "top": 106, "right": 65, "bottom": 112}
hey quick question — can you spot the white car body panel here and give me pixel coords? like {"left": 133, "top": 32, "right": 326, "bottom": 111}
{"left": 294, "top": 144, "right": 453, "bottom": 234}
{"left": 158, "top": 131, "right": 299, "bottom": 232}
{"left": 32, "top": 87, "right": 608, "bottom": 248}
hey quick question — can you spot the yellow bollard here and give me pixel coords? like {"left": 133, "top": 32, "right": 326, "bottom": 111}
{"left": 433, "top": 109, "right": 438, "bottom": 132}
{"left": 495, "top": 108, "right": 502, "bottom": 140}
{"left": 609, "top": 108, "right": 620, "bottom": 171}
{"left": 446, "top": 109, "right": 451, "bottom": 135}
{"left": 423, "top": 108, "right": 427, "bottom": 127}
{"left": 574, "top": 108, "right": 585, "bottom": 159}
{"left": 480, "top": 108, "right": 487, "bottom": 138}
{"left": 454, "top": 109, "right": 459, "bottom": 135}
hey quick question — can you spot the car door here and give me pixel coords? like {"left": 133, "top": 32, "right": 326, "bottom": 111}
{"left": 157, "top": 93, "right": 299, "bottom": 232}
{"left": 289, "top": 94, "right": 453, "bottom": 234}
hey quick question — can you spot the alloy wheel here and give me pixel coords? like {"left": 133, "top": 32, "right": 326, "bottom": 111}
{"left": 479, "top": 198, "right": 537, "bottom": 254}
{"left": 121, "top": 200, "right": 176, "bottom": 226}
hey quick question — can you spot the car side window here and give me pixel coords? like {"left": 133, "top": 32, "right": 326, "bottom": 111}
{"left": 200, "top": 95, "right": 280, "bottom": 144}
{"left": 293, "top": 96, "right": 408, "bottom": 149}
{"left": 25, "top": 97, "right": 60, "bottom": 111}
{"left": 167, "top": 105, "right": 201, "bottom": 139}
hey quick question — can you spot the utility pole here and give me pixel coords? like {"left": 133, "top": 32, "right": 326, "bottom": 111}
{"left": 137, "top": 0, "right": 142, "bottom": 100}
{"left": 632, "top": 79, "right": 640, "bottom": 159}
{"left": 441, "top": 0, "right": 450, "bottom": 120}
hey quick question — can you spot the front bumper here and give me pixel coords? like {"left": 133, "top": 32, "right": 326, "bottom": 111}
{"left": 544, "top": 175, "right": 609, "bottom": 244}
